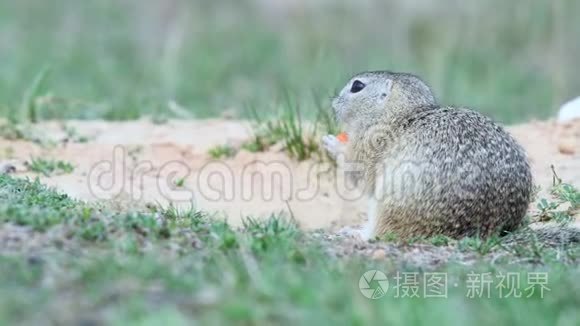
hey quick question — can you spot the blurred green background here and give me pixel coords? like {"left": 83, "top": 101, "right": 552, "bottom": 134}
{"left": 0, "top": 0, "right": 578, "bottom": 123}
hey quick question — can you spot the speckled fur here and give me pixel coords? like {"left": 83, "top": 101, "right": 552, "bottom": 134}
{"left": 332, "top": 71, "right": 533, "bottom": 239}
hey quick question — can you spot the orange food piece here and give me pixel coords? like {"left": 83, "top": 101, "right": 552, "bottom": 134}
{"left": 337, "top": 132, "right": 349, "bottom": 143}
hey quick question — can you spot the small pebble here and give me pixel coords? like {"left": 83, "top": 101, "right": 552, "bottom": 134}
{"left": 558, "top": 96, "right": 580, "bottom": 123}
{"left": 372, "top": 249, "right": 387, "bottom": 260}
{"left": 0, "top": 162, "right": 16, "bottom": 174}
{"left": 558, "top": 139, "right": 576, "bottom": 155}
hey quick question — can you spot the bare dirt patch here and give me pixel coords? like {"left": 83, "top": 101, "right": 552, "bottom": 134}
{"left": 1, "top": 119, "right": 579, "bottom": 230}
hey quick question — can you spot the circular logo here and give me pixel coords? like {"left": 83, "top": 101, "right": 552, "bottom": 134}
{"left": 359, "top": 270, "right": 389, "bottom": 299}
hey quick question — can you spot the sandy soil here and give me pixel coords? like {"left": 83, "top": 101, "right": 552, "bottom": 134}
{"left": 1, "top": 118, "right": 578, "bottom": 230}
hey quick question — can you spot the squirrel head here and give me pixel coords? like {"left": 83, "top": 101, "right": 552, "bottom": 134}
{"left": 332, "top": 71, "right": 436, "bottom": 131}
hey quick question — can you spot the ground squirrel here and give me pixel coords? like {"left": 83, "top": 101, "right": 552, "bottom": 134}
{"left": 323, "top": 71, "right": 533, "bottom": 241}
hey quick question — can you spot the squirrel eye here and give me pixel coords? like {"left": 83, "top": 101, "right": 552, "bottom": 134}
{"left": 350, "top": 80, "right": 366, "bottom": 93}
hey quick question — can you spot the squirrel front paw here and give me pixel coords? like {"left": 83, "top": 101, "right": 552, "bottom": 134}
{"left": 322, "top": 134, "right": 342, "bottom": 159}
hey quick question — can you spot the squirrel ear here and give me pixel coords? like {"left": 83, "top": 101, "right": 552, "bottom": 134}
{"left": 380, "top": 79, "right": 393, "bottom": 100}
